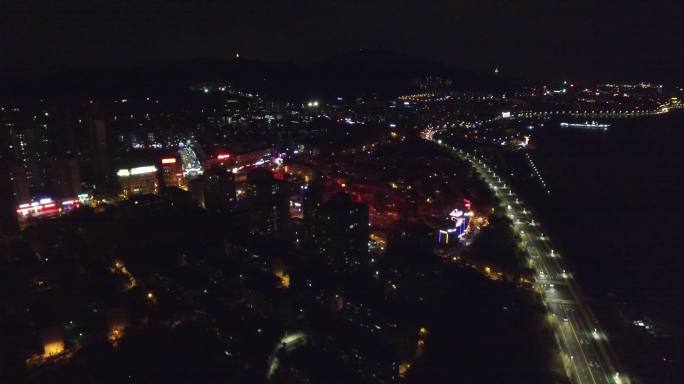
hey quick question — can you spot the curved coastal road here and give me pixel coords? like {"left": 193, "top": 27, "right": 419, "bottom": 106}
{"left": 436, "top": 140, "right": 627, "bottom": 384}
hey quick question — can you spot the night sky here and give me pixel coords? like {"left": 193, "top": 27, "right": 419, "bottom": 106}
{"left": 2, "top": 0, "right": 682, "bottom": 82}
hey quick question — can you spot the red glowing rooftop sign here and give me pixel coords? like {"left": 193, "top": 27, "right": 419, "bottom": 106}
{"left": 217, "top": 154, "right": 231, "bottom": 160}
{"left": 161, "top": 158, "right": 176, "bottom": 164}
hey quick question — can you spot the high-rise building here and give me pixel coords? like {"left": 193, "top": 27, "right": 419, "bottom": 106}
{"left": 87, "top": 116, "right": 111, "bottom": 190}
{"left": 0, "top": 167, "right": 19, "bottom": 236}
{"left": 160, "top": 157, "right": 183, "bottom": 189}
{"left": 186, "top": 168, "right": 236, "bottom": 212}
{"left": 302, "top": 181, "right": 325, "bottom": 246}
{"left": 245, "top": 168, "right": 289, "bottom": 236}
{"left": 203, "top": 167, "right": 236, "bottom": 213}
{"left": 1, "top": 105, "right": 85, "bottom": 204}
{"left": 1, "top": 106, "right": 54, "bottom": 196}
{"left": 314, "top": 192, "right": 369, "bottom": 273}
{"left": 0, "top": 108, "right": 19, "bottom": 235}
{"left": 52, "top": 105, "right": 78, "bottom": 157}
{"left": 187, "top": 178, "right": 206, "bottom": 208}
{"left": 8, "top": 166, "right": 30, "bottom": 204}
{"left": 50, "top": 157, "right": 81, "bottom": 198}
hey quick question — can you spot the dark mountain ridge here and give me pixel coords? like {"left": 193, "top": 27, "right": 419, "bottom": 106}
{"left": 1, "top": 50, "right": 514, "bottom": 101}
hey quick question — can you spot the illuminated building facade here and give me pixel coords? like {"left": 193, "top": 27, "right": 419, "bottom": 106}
{"left": 437, "top": 208, "right": 471, "bottom": 245}
{"left": 160, "top": 157, "right": 183, "bottom": 188}
{"left": 0, "top": 107, "right": 55, "bottom": 196}
{"left": 204, "top": 148, "right": 274, "bottom": 173}
{"left": 117, "top": 166, "right": 158, "bottom": 197}
{"left": 40, "top": 326, "right": 65, "bottom": 357}
{"left": 15, "top": 197, "right": 81, "bottom": 222}
{"left": 285, "top": 162, "right": 316, "bottom": 182}
{"left": 232, "top": 148, "right": 273, "bottom": 168}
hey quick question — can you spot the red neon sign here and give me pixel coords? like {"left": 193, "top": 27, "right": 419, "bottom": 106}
{"left": 217, "top": 154, "right": 231, "bottom": 160}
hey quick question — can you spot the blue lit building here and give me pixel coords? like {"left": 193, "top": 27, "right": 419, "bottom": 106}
{"left": 437, "top": 208, "right": 471, "bottom": 245}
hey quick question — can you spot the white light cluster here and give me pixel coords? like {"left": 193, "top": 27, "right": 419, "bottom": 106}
{"left": 117, "top": 165, "right": 157, "bottom": 177}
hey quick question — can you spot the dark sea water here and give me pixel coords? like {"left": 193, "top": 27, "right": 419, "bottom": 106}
{"left": 525, "top": 111, "right": 684, "bottom": 381}
{"left": 530, "top": 111, "right": 684, "bottom": 323}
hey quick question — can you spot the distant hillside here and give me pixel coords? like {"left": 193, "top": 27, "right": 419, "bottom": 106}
{"left": 1, "top": 50, "right": 515, "bottom": 101}
{"left": 307, "top": 49, "right": 515, "bottom": 98}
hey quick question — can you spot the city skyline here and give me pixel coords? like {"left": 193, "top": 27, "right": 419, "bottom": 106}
{"left": 0, "top": 3, "right": 682, "bottom": 383}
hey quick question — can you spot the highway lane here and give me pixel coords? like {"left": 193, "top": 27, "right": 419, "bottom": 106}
{"left": 492, "top": 173, "right": 604, "bottom": 384}
{"left": 527, "top": 225, "right": 617, "bottom": 384}
{"left": 437, "top": 142, "right": 627, "bottom": 384}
